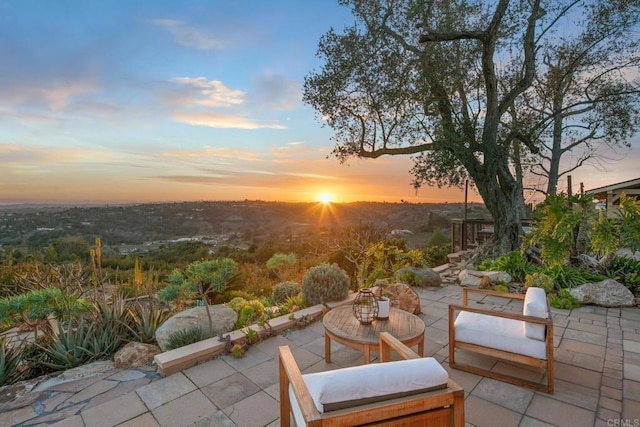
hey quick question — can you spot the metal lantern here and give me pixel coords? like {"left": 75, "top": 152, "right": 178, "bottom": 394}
{"left": 353, "top": 288, "right": 378, "bottom": 325}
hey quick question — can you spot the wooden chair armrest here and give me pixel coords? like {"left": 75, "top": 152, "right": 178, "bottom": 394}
{"left": 278, "top": 345, "right": 321, "bottom": 425}
{"left": 379, "top": 331, "right": 420, "bottom": 362}
{"left": 449, "top": 304, "right": 552, "bottom": 325}
{"left": 462, "top": 287, "right": 525, "bottom": 305}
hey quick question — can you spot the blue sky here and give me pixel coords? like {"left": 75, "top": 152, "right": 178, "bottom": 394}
{"left": 1, "top": 1, "right": 638, "bottom": 205}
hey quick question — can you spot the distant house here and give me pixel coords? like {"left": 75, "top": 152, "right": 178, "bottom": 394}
{"left": 585, "top": 177, "right": 640, "bottom": 216}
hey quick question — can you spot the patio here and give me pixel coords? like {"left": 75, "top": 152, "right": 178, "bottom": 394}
{"left": 1, "top": 284, "right": 639, "bottom": 427}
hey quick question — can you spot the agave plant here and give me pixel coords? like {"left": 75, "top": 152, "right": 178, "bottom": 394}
{"left": 38, "top": 319, "right": 97, "bottom": 371}
{"left": 123, "top": 301, "right": 170, "bottom": 344}
{"left": 92, "top": 292, "right": 130, "bottom": 354}
{"left": 0, "top": 339, "right": 25, "bottom": 387}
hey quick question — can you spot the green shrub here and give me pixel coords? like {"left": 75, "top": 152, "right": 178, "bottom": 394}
{"left": 272, "top": 282, "right": 300, "bottom": 304}
{"left": 523, "top": 193, "right": 590, "bottom": 266}
{"left": 423, "top": 244, "right": 450, "bottom": 267}
{"left": 227, "top": 298, "right": 266, "bottom": 328}
{"left": 301, "top": 263, "right": 350, "bottom": 305}
{"left": 524, "top": 272, "right": 555, "bottom": 293}
{"left": 606, "top": 256, "right": 640, "bottom": 295}
{"left": 278, "top": 295, "right": 305, "bottom": 314}
{"left": 543, "top": 265, "right": 605, "bottom": 289}
{"left": 238, "top": 305, "right": 257, "bottom": 328}
{"left": 478, "top": 251, "right": 537, "bottom": 282}
{"left": 426, "top": 228, "right": 451, "bottom": 248}
{"left": 548, "top": 289, "right": 581, "bottom": 309}
{"left": 166, "top": 326, "right": 205, "bottom": 350}
{"left": 393, "top": 269, "right": 415, "bottom": 285}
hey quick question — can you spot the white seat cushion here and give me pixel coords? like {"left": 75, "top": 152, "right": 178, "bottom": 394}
{"left": 523, "top": 287, "right": 550, "bottom": 341}
{"left": 292, "top": 357, "right": 448, "bottom": 416}
{"left": 454, "top": 311, "right": 547, "bottom": 359}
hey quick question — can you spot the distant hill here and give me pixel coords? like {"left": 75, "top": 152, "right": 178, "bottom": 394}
{"left": 0, "top": 201, "right": 489, "bottom": 251}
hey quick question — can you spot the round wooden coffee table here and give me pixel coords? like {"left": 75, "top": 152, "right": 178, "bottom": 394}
{"left": 323, "top": 305, "right": 425, "bottom": 364}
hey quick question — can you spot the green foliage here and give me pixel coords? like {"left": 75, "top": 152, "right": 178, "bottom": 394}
{"left": 492, "top": 284, "right": 509, "bottom": 293}
{"left": 0, "top": 339, "right": 25, "bottom": 386}
{"left": 524, "top": 194, "right": 590, "bottom": 266}
{"left": 524, "top": 273, "right": 555, "bottom": 293}
{"left": 0, "top": 288, "right": 90, "bottom": 337}
{"left": 44, "top": 236, "right": 91, "bottom": 263}
{"left": 591, "top": 195, "right": 640, "bottom": 256}
{"left": 166, "top": 326, "right": 205, "bottom": 350}
{"left": 157, "top": 282, "right": 183, "bottom": 303}
{"left": 238, "top": 305, "right": 257, "bottom": 328}
{"left": 243, "top": 327, "right": 259, "bottom": 345}
{"left": 266, "top": 253, "right": 296, "bottom": 269}
{"left": 159, "top": 259, "right": 239, "bottom": 305}
{"left": 606, "top": 256, "right": 640, "bottom": 296}
{"left": 426, "top": 228, "right": 451, "bottom": 248}
{"left": 92, "top": 294, "right": 129, "bottom": 356}
{"left": 278, "top": 295, "right": 304, "bottom": 315}
{"left": 39, "top": 320, "right": 98, "bottom": 372}
{"left": 478, "top": 251, "right": 538, "bottom": 283}
{"left": 422, "top": 244, "right": 450, "bottom": 267}
{"left": 272, "top": 281, "right": 300, "bottom": 304}
{"left": 363, "top": 243, "right": 425, "bottom": 286}
{"left": 19, "top": 337, "right": 56, "bottom": 379}
{"left": 301, "top": 263, "right": 350, "bottom": 305}
{"left": 542, "top": 265, "right": 605, "bottom": 289}
{"left": 227, "top": 298, "right": 266, "bottom": 328}
{"left": 230, "top": 343, "right": 245, "bottom": 358}
{"left": 393, "top": 269, "right": 415, "bottom": 285}
{"left": 548, "top": 289, "right": 581, "bottom": 309}
{"left": 123, "top": 302, "right": 171, "bottom": 344}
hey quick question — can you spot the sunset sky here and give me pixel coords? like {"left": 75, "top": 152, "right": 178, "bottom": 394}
{"left": 2, "top": 1, "right": 638, "bottom": 206}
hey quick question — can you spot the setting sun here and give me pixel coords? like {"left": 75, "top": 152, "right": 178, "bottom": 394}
{"left": 317, "top": 193, "right": 335, "bottom": 204}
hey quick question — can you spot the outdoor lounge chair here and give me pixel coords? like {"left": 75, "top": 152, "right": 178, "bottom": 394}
{"left": 449, "top": 287, "right": 554, "bottom": 393}
{"left": 279, "top": 331, "right": 465, "bottom": 426}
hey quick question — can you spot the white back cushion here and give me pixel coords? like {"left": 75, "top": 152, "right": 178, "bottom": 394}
{"left": 523, "top": 287, "right": 549, "bottom": 341}
{"left": 299, "top": 357, "right": 448, "bottom": 413}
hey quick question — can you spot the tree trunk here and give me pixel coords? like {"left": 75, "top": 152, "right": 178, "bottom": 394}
{"left": 546, "top": 89, "right": 565, "bottom": 195}
{"left": 474, "top": 173, "right": 523, "bottom": 254}
{"left": 512, "top": 139, "right": 529, "bottom": 219}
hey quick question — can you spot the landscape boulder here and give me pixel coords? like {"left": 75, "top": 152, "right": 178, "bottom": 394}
{"left": 395, "top": 267, "right": 442, "bottom": 287}
{"left": 569, "top": 279, "right": 635, "bottom": 307}
{"left": 375, "top": 283, "right": 421, "bottom": 314}
{"left": 458, "top": 269, "right": 512, "bottom": 288}
{"left": 114, "top": 342, "right": 161, "bottom": 368}
{"left": 155, "top": 305, "right": 237, "bottom": 351}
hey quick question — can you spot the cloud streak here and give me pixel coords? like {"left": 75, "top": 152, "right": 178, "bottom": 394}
{"left": 172, "top": 112, "right": 285, "bottom": 129}
{"left": 152, "top": 19, "right": 225, "bottom": 50}
{"left": 170, "top": 77, "right": 245, "bottom": 108}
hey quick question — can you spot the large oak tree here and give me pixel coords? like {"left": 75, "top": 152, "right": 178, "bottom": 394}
{"left": 304, "top": 0, "right": 639, "bottom": 254}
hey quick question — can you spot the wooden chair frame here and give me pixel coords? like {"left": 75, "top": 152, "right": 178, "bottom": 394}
{"left": 448, "top": 288, "right": 554, "bottom": 393}
{"left": 279, "top": 331, "right": 465, "bottom": 426}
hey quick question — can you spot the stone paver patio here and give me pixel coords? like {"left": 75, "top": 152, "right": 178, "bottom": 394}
{"left": 1, "top": 284, "right": 639, "bottom": 426}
